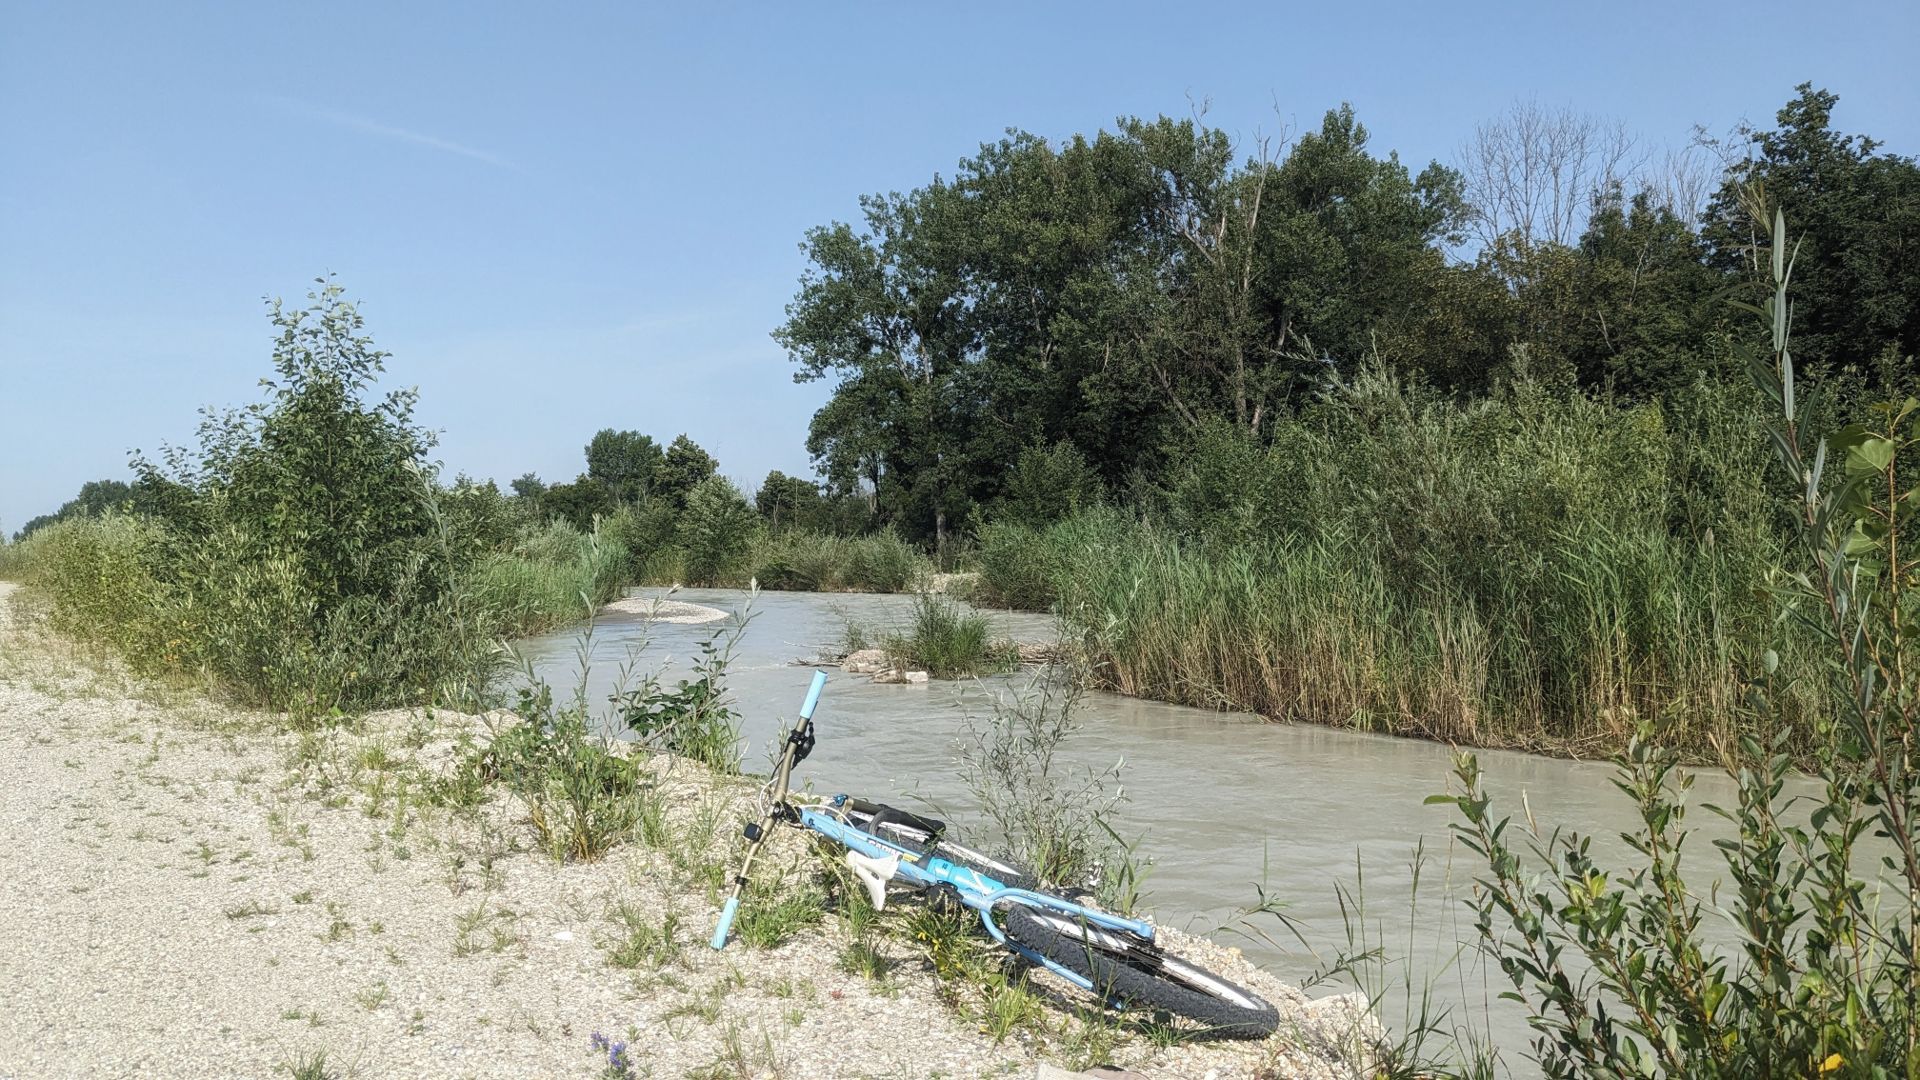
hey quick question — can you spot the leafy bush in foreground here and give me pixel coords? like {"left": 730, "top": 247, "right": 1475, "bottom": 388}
{"left": 134, "top": 283, "right": 503, "bottom": 714}
{"left": 615, "top": 618, "right": 745, "bottom": 773}
{"left": 24, "top": 283, "right": 509, "bottom": 717}
{"left": 1439, "top": 212, "right": 1920, "bottom": 1077}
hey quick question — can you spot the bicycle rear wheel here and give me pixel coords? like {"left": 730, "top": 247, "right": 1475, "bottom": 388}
{"left": 1001, "top": 906, "right": 1278, "bottom": 1038}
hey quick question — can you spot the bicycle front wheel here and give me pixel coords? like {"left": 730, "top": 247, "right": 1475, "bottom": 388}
{"left": 1001, "top": 906, "right": 1278, "bottom": 1038}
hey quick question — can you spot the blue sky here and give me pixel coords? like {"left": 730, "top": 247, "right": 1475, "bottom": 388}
{"left": 2, "top": 0, "right": 1915, "bottom": 533}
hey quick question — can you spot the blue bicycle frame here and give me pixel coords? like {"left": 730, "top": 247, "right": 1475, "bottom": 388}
{"left": 798, "top": 798, "right": 1158, "bottom": 998}
{"left": 708, "top": 668, "right": 1155, "bottom": 1002}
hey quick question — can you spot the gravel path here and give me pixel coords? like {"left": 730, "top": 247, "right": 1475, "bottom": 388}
{"left": 0, "top": 582, "right": 1377, "bottom": 1079}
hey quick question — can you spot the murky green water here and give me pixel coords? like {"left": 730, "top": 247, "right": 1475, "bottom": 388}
{"left": 515, "top": 586, "right": 1814, "bottom": 1070}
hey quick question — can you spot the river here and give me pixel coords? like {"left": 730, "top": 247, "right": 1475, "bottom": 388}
{"left": 514, "top": 586, "right": 1809, "bottom": 1072}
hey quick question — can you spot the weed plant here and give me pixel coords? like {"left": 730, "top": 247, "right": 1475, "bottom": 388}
{"left": 453, "top": 627, "right": 651, "bottom": 863}
{"left": 614, "top": 615, "right": 748, "bottom": 773}
{"left": 607, "top": 905, "right": 684, "bottom": 971}
{"left": 958, "top": 673, "right": 1142, "bottom": 907}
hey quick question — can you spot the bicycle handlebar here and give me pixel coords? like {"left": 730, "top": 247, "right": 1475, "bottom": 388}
{"left": 799, "top": 669, "right": 827, "bottom": 721}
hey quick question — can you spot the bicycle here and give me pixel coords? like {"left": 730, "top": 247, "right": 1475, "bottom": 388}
{"left": 709, "top": 670, "right": 1279, "bottom": 1038}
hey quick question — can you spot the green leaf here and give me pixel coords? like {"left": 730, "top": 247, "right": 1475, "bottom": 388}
{"left": 1845, "top": 436, "right": 1895, "bottom": 477}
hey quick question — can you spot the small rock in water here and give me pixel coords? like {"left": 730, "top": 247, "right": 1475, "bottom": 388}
{"left": 904, "top": 670, "right": 929, "bottom": 684}
{"left": 841, "top": 648, "right": 890, "bottom": 674}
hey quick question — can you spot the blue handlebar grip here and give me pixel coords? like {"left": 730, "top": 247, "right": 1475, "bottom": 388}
{"left": 711, "top": 896, "right": 741, "bottom": 950}
{"left": 799, "top": 670, "right": 827, "bottom": 720}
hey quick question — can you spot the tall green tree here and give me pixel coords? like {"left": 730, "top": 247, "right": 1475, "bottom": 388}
{"left": 776, "top": 183, "right": 981, "bottom": 554}
{"left": 677, "top": 476, "right": 756, "bottom": 585}
{"left": 776, "top": 107, "right": 1466, "bottom": 541}
{"left": 1703, "top": 84, "right": 1920, "bottom": 374}
{"left": 539, "top": 475, "right": 614, "bottom": 531}
{"left": 15, "top": 478, "right": 136, "bottom": 539}
{"left": 654, "top": 434, "right": 719, "bottom": 509}
{"left": 1460, "top": 188, "right": 1729, "bottom": 396}
{"left": 754, "top": 470, "right": 819, "bottom": 530}
{"left": 584, "top": 429, "right": 662, "bottom": 503}
{"left": 1110, "top": 109, "right": 1466, "bottom": 431}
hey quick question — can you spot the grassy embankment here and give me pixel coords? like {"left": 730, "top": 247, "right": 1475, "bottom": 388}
{"left": 0, "top": 568, "right": 1350, "bottom": 1077}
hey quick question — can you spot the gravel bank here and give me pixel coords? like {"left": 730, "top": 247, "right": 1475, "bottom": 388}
{"left": 600, "top": 596, "right": 731, "bottom": 624}
{"left": 0, "top": 582, "right": 1377, "bottom": 1079}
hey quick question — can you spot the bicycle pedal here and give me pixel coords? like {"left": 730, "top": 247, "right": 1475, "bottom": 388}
{"left": 844, "top": 850, "right": 899, "bottom": 911}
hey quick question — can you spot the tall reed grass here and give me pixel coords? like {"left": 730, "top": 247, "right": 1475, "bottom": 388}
{"left": 10, "top": 511, "right": 625, "bottom": 717}
{"left": 464, "top": 520, "right": 628, "bottom": 637}
{"left": 0, "top": 534, "right": 26, "bottom": 581}
{"left": 984, "top": 373, "right": 1823, "bottom": 755}
{"left": 748, "top": 529, "right": 928, "bottom": 593}
{"left": 1051, "top": 518, "right": 1816, "bottom": 752}
{"left": 877, "top": 592, "right": 1017, "bottom": 679}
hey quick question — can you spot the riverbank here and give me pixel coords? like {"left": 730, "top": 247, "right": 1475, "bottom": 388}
{"left": 0, "top": 583, "right": 1378, "bottom": 1079}
{"left": 970, "top": 509, "right": 1815, "bottom": 761}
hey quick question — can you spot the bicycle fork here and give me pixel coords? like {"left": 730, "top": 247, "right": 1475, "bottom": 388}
{"left": 710, "top": 670, "right": 828, "bottom": 950}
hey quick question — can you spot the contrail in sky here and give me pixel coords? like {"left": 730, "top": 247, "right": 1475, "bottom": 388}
{"left": 266, "top": 96, "right": 514, "bottom": 169}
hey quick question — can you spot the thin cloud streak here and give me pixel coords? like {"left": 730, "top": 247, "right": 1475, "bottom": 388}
{"left": 267, "top": 96, "right": 514, "bottom": 169}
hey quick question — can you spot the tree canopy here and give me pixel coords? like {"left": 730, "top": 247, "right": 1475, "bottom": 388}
{"left": 776, "top": 88, "right": 1919, "bottom": 542}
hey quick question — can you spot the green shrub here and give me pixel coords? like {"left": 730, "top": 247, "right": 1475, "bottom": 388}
{"left": 470, "top": 681, "right": 648, "bottom": 863}
{"left": 876, "top": 593, "right": 1016, "bottom": 679}
{"left": 974, "top": 521, "right": 1056, "bottom": 610}
{"left": 11, "top": 514, "right": 166, "bottom": 658}
{"left": 615, "top": 621, "right": 745, "bottom": 773}
{"left": 992, "top": 441, "right": 1104, "bottom": 529}
{"left": 27, "top": 283, "right": 510, "bottom": 716}
{"left": 748, "top": 530, "right": 838, "bottom": 590}
{"left": 602, "top": 501, "right": 679, "bottom": 583}
{"left": 677, "top": 477, "right": 758, "bottom": 586}
{"left": 842, "top": 530, "right": 922, "bottom": 592}
{"left": 1438, "top": 211, "right": 1920, "bottom": 1076}
{"left": 748, "top": 529, "right": 928, "bottom": 593}
{"left": 959, "top": 675, "right": 1135, "bottom": 902}
{"left": 439, "top": 477, "right": 532, "bottom": 562}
